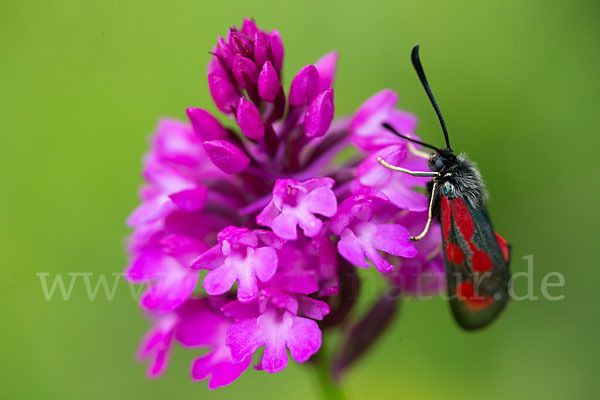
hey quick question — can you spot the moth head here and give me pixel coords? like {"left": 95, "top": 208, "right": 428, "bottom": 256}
{"left": 429, "top": 149, "right": 457, "bottom": 172}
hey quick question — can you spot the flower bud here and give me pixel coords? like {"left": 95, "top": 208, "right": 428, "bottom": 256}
{"left": 185, "top": 107, "right": 228, "bottom": 140}
{"left": 269, "top": 30, "right": 284, "bottom": 71}
{"left": 258, "top": 61, "right": 280, "bottom": 102}
{"left": 241, "top": 18, "right": 259, "bottom": 37}
{"left": 203, "top": 140, "right": 250, "bottom": 174}
{"left": 208, "top": 72, "right": 240, "bottom": 114}
{"left": 289, "top": 65, "right": 319, "bottom": 107}
{"left": 215, "top": 36, "right": 234, "bottom": 69}
{"left": 236, "top": 97, "right": 265, "bottom": 140}
{"left": 305, "top": 88, "right": 334, "bottom": 137}
{"left": 229, "top": 30, "right": 253, "bottom": 58}
{"left": 253, "top": 31, "right": 269, "bottom": 68}
{"left": 232, "top": 54, "right": 259, "bottom": 89}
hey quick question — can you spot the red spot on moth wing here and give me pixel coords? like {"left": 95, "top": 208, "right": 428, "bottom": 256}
{"left": 456, "top": 282, "right": 494, "bottom": 312}
{"left": 441, "top": 196, "right": 451, "bottom": 240}
{"left": 495, "top": 232, "right": 510, "bottom": 263}
{"left": 446, "top": 243, "right": 464, "bottom": 264}
{"left": 471, "top": 249, "right": 493, "bottom": 272}
{"left": 450, "top": 198, "right": 474, "bottom": 240}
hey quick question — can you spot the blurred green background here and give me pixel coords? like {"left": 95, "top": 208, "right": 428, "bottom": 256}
{"left": 2, "top": 0, "right": 599, "bottom": 399}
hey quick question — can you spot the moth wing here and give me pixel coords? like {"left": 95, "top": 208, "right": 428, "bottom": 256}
{"left": 440, "top": 196, "right": 511, "bottom": 330}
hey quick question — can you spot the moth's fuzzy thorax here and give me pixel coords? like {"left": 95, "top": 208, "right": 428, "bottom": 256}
{"left": 432, "top": 152, "right": 487, "bottom": 210}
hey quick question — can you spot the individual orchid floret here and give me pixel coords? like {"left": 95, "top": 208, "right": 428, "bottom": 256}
{"left": 257, "top": 178, "right": 338, "bottom": 240}
{"left": 192, "top": 226, "right": 279, "bottom": 303}
{"left": 126, "top": 246, "right": 201, "bottom": 312}
{"left": 354, "top": 144, "right": 430, "bottom": 212}
{"left": 387, "top": 211, "right": 445, "bottom": 296}
{"left": 226, "top": 304, "right": 322, "bottom": 373}
{"left": 175, "top": 298, "right": 252, "bottom": 390}
{"left": 350, "top": 89, "right": 418, "bottom": 151}
{"left": 331, "top": 194, "right": 417, "bottom": 273}
{"left": 254, "top": 239, "right": 333, "bottom": 318}
{"left": 137, "top": 312, "right": 178, "bottom": 378}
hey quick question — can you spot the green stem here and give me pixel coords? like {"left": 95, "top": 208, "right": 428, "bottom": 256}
{"left": 312, "top": 346, "right": 346, "bottom": 400}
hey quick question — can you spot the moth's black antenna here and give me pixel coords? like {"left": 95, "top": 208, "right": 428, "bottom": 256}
{"left": 411, "top": 45, "right": 451, "bottom": 150}
{"left": 382, "top": 123, "right": 441, "bottom": 152}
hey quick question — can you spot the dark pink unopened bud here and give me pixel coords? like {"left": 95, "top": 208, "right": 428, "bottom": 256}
{"left": 241, "top": 18, "right": 259, "bottom": 37}
{"left": 305, "top": 88, "right": 334, "bottom": 137}
{"left": 289, "top": 65, "right": 319, "bottom": 107}
{"left": 203, "top": 140, "right": 250, "bottom": 174}
{"left": 232, "top": 54, "right": 259, "bottom": 89}
{"left": 230, "top": 31, "right": 253, "bottom": 58}
{"left": 236, "top": 97, "right": 265, "bottom": 140}
{"left": 258, "top": 61, "right": 280, "bottom": 102}
{"left": 269, "top": 30, "right": 284, "bottom": 71}
{"left": 215, "top": 36, "right": 234, "bottom": 69}
{"left": 208, "top": 72, "right": 240, "bottom": 114}
{"left": 253, "top": 31, "right": 269, "bottom": 68}
{"left": 185, "top": 108, "right": 228, "bottom": 141}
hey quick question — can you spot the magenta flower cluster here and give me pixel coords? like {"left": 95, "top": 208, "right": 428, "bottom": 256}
{"left": 126, "top": 18, "right": 444, "bottom": 389}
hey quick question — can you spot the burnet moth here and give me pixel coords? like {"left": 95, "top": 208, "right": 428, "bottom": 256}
{"left": 378, "top": 45, "right": 511, "bottom": 330}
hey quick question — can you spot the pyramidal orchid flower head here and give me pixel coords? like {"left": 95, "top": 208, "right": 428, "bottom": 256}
{"left": 126, "top": 18, "right": 442, "bottom": 389}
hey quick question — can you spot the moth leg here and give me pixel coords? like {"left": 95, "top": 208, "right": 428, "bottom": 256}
{"left": 411, "top": 181, "right": 437, "bottom": 241}
{"left": 376, "top": 157, "right": 439, "bottom": 177}
{"left": 407, "top": 142, "right": 431, "bottom": 159}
